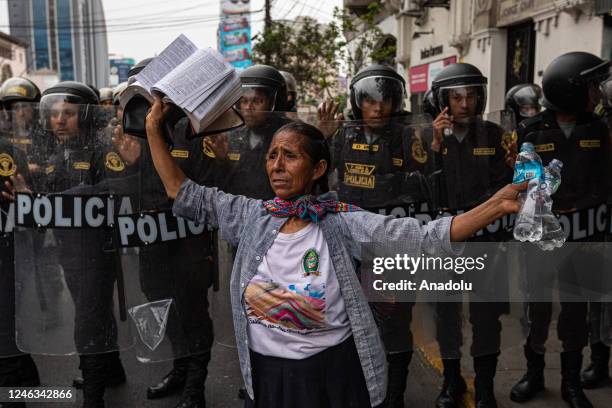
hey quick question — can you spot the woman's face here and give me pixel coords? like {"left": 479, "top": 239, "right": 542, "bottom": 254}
{"left": 266, "top": 131, "right": 327, "bottom": 199}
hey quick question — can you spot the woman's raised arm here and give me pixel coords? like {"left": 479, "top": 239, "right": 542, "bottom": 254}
{"left": 145, "top": 97, "right": 186, "bottom": 199}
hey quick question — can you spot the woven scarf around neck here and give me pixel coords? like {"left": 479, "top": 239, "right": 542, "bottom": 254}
{"left": 263, "top": 195, "right": 361, "bottom": 223}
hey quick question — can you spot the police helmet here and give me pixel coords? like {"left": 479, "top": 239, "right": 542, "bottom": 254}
{"left": 99, "top": 87, "right": 114, "bottom": 104}
{"left": 280, "top": 70, "right": 297, "bottom": 111}
{"left": 237, "top": 64, "right": 287, "bottom": 112}
{"left": 431, "top": 63, "right": 488, "bottom": 116}
{"left": 40, "top": 81, "right": 99, "bottom": 131}
{"left": 505, "top": 83, "right": 542, "bottom": 119}
{"left": 113, "top": 82, "right": 128, "bottom": 106}
{"left": 349, "top": 64, "right": 405, "bottom": 119}
{"left": 128, "top": 57, "right": 154, "bottom": 80}
{"left": 0, "top": 77, "right": 41, "bottom": 109}
{"left": 421, "top": 89, "right": 439, "bottom": 118}
{"left": 541, "top": 52, "right": 610, "bottom": 114}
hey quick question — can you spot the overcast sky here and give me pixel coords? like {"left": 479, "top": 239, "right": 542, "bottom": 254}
{"left": 0, "top": 0, "right": 340, "bottom": 62}
{"left": 103, "top": 0, "right": 340, "bottom": 62}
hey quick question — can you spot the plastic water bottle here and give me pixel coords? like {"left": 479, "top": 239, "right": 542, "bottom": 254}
{"left": 536, "top": 159, "right": 566, "bottom": 250}
{"left": 513, "top": 143, "right": 544, "bottom": 242}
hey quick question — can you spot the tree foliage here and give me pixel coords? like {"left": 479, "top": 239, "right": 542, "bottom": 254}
{"left": 251, "top": 1, "right": 396, "bottom": 106}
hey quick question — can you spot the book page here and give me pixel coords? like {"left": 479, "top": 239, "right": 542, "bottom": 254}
{"left": 187, "top": 72, "right": 242, "bottom": 132}
{"left": 135, "top": 34, "right": 197, "bottom": 92}
{"left": 152, "top": 48, "right": 232, "bottom": 108}
{"left": 119, "top": 81, "right": 153, "bottom": 108}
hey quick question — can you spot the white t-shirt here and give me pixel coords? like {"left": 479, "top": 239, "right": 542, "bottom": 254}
{"left": 243, "top": 222, "right": 352, "bottom": 359}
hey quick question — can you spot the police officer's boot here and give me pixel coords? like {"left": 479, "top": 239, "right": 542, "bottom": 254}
{"left": 73, "top": 352, "right": 125, "bottom": 390}
{"left": 561, "top": 351, "right": 593, "bottom": 408}
{"left": 174, "top": 352, "right": 210, "bottom": 408}
{"left": 435, "top": 358, "right": 466, "bottom": 408}
{"left": 510, "top": 344, "right": 545, "bottom": 402}
{"left": 80, "top": 354, "right": 107, "bottom": 408}
{"left": 147, "top": 357, "right": 188, "bottom": 399}
{"left": 581, "top": 342, "right": 610, "bottom": 389}
{"left": 385, "top": 351, "right": 412, "bottom": 408}
{"left": 473, "top": 353, "right": 498, "bottom": 408}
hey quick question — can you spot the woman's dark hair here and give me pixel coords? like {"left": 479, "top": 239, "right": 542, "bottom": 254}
{"left": 274, "top": 121, "right": 331, "bottom": 194}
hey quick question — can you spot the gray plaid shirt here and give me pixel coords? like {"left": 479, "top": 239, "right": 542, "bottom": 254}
{"left": 173, "top": 178, "right": 460, "bottom": 406}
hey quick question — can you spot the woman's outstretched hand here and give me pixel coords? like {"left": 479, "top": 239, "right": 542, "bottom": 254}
{"left": 450, "top": 182, "right": 527, "bottom": 242}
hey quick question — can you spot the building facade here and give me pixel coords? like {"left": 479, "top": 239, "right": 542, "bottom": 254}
{"left": 0, "top": 32, "right": 27, "bottom": 82}
{"left": 344, "top": 0, "right": 612, "bottom": 114}
{"left": 8, "top": 0, "right": 110, "bottom": 87}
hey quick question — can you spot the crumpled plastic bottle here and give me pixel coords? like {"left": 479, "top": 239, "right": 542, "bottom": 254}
{"left": 513, "top": 143, "right": 544, "bottom": 242}
{"left": 536, "top": 159, "right": 566, "bottom": 250}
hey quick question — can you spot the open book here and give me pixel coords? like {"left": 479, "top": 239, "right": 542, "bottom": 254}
{"left": 120, "top": 34, "right": 243, "bottom": 134}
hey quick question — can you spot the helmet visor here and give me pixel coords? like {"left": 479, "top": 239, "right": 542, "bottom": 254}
{"left": 353, "top": 76, "right": 404, "bottom": 115}
{"left": 513, "top": 85, "right": 542, "bottom": 118}
{"left": 39, "top": 93, "right": 89, "bottom": 134}
{"left": 235, "top": 85, "right": 277, "bottom": 112}
{"left": 601, "top": 77, "right": 612, "bottom": 108}
{"left": 436, "top": 84, "right": 487, "bottom": 118}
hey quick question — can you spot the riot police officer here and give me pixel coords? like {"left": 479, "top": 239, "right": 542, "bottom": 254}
{"left": 0, "top": 78, "right": 46, "bottom": 178}
{"left": 505, "top": 83, "right": 542, "bottom": 124}
{"left": 120, "top": 57, "right": 215, "bottom": 408}
{"left": 210, "top": 64, "right": 290, "bottom": 200}
{"left": 280, "top": 70, "right": 298, "bottom": 112}
{"left": 0, "top": 79, "right": 40, "bottom": 403}
{"left": 99, "top": 88, "right": 114, "bottom": 107}
{"left": 329, "top": 64, "right": 429, "bottom": 408}
{"left": 429, "top": 63, "right": 513, "bottom": 408}
{"left": 510, "top": 52, "right": 611, "bottom": 408}
{"left": 333, "top": 64, "right": 429, "bottom": 209}
{"left": 580, "top": 74, "right": 612, "bottom": 391}
{"left": 37, "top": 82, "right": 132, "bottom": 408}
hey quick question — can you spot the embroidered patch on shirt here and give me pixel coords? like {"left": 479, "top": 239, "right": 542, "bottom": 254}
{"left": 534, "top": 143, "right": 555, "bottom": 152}
{"left": 473, "top": 147, "right": 495, "bottom": 156}
{"left": 580, "top": 140, "right": 600, "bottom": 148}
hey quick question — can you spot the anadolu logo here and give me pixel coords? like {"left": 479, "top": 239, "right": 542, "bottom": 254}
{"left": 302, "top": 248, "right": 321, "bottom": 277}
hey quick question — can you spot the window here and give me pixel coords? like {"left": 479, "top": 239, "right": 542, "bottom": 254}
{"left": 32, "top": 0, "right": 50, "bottom": 70}
{"left": 56, "top": 0, "right": 74, "bottom": 80}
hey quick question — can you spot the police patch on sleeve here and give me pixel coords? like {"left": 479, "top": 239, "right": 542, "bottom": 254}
{"left": 411, "top": 140, "right": 427, "bottom": 164}
{"left": 0, "top": 153, "right": 17, "bottom": 177}
{"left": 202, "top": 138, "right": 216, "bottom": 158}
{"left": 303, "top": 248, "right": 321, "bottom": 277}
{"left": 501, "top": 131, "right": 518, "bottom": 152}
{"left": 105, "top": 152, "right": 125, "bottom": 172}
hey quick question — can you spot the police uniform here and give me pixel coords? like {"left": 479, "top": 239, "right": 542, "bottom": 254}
{"left": 517, "top": 109, "right": 610, "bottom": 355}
{"left": 0, "top": 138, "right": 40, "bottom": 389}
{"left": 138, "top": 118, "right": 215, "bottom": 407}
{"left": 39, "top": 128, "right": 132, "bottom": 405}
{"left": 220, "top": 115, "right": 290, "bottom": 200}
{"left": 333, "top": 115, "right": 429, "bottom": 209}
{"left": 432, "top": 119, "right": 513, "bottom": 407}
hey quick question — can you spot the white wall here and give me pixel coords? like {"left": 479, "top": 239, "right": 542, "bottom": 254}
{"left": 533, "top": 12, "right": 604, "bottom": 86}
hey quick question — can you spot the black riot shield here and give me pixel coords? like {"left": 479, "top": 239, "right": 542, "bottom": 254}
{"left": 13, "top": 103, "right": 139, "bottom": 356}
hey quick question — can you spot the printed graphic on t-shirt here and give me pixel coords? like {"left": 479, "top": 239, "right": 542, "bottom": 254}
{"left": 244, "top": 279, "right": 326, "bottom": 333}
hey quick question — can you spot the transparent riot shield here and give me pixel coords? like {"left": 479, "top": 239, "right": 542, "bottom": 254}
{"left": 116, "top": 115, "right": 218, "bottom": 362}
{"left": 13, "top": 103, "right": 138, "bottom": 356}
{"left": 0, "top": 105, "right": 33, "bottom": 358}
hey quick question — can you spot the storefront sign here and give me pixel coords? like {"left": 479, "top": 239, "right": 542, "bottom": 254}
{"left": 498, "top": 0, "right": 536, "bottom": 26}
{"left": 421, "top": 45, "right": 444, "bottom": 59}
{"left": 409, "top": 56, "right": 457, "bottom": 93}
